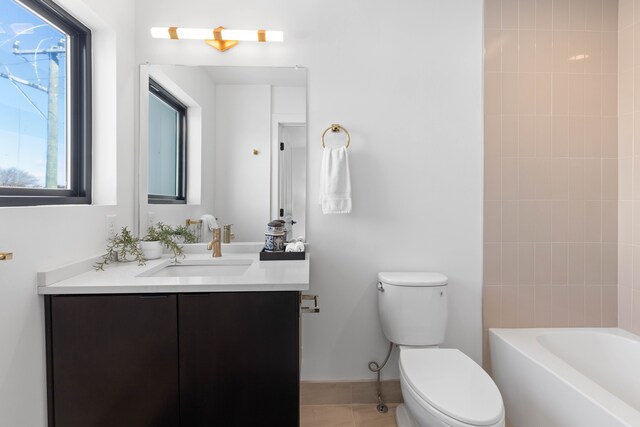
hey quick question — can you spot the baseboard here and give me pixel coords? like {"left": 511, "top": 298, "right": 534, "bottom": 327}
{"left": 300, "top": 380, "right": 403, "bottom": 405}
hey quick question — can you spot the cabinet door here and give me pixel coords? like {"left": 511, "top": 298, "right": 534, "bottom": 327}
{"left": 47, "top": 294, "right": 179, "bottom": 427}
{"left": 179, "top": 292, "right": 300, "bottom": 427}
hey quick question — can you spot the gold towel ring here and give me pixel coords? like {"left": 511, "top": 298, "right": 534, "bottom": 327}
{"left": 321, "top": 124, "right": 350, "bottom": 149}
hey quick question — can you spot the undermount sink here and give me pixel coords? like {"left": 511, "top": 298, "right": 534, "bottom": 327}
{"left": 139, "top": 258, "right": 253, "bottom": 278}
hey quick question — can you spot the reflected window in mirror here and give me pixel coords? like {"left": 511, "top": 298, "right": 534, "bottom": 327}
{"left": 148, "top": 78, "right": 186, "bottom": 204}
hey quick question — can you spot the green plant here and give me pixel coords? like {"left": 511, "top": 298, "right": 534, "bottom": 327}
{"left": 94, "top": 227, "right": 145, "bottom": 271}
{"left": 143, "top": 222, "right": 197, "bottom": 263}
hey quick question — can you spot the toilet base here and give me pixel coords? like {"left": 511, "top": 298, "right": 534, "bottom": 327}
{"left": 396, "top": 404, "right": 418, "bottom": 427}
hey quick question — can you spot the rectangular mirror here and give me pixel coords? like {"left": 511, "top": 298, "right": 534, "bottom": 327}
{"left": 138, "top": 65, "right": 307, "bottom": 243}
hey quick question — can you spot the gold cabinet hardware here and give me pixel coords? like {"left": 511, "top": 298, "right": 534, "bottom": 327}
{"left": 0, "top": 252, "right": 13, "bottom": 261}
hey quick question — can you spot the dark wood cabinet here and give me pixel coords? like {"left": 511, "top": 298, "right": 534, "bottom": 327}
{"left": 179, "top": 292, "right": 300, "bottom": 427}
{"left": 45, "top": 291, "right": 300, "bottom": 427}
{"left": 46, "top": 294, "right": 179, "bottom": 427}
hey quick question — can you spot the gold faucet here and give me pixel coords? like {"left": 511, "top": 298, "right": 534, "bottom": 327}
{"left": 207, "top": 227, "right": 222, "bottom": 257}
{"left": 223, "top": 224, "right": 235, "bottom": 244}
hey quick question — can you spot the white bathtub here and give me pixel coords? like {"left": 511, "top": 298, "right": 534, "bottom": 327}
{"left": 489, "top": 328, "right": 640, "bottom": 427}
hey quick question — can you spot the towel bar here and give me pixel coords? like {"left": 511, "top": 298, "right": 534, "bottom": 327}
{"left": 321, "top": 124, "right": 350, "bottom": 149}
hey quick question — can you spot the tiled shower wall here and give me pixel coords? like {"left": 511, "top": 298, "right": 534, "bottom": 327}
{"left": 618, "top": 0, "right": 640, "bottom": 333}
{"left": 483, "top": 0, "right": 618, "bottom": 366}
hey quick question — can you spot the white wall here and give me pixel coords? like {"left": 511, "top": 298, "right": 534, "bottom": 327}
{"left": 0, "top": 0, "right": 136, "bottom": 425}
{"left": 136, "top": 0, "right": 484, "bottom": 380}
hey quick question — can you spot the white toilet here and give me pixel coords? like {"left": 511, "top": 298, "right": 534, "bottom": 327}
{"left": 377, "top": 272, "right": 505, "bottom": 427}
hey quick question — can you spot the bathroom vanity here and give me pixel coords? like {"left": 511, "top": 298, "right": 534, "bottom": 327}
{"left": 38, "top": 253, "right": 310, "bottom": 427}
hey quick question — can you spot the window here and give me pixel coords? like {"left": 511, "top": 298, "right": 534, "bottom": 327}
{"left": 0, "top": 0, "right": 91, "bottom": 206}
{"left": 148, "top": 78, "right": 187, "bottom": 204}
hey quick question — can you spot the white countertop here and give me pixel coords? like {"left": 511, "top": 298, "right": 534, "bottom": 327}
{"left": 37, "top": 252, "right": 310, "bottom": 295}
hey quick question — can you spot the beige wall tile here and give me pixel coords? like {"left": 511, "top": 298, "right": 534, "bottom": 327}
{"left": 519, "top": 158, "right": 537, "bottom": 199}
{"left": 568, "top": 158, "right": 585, "bottom": 200}
{"left": 585, "top": 74, "right": 603, "bottom": 116}
{"left": 618, "top": 284, "right": 633, "bottom": 329}
{"left": 552, "top": 74, "right": 569, "bottom": 116}
{"left": 619, "top": 0, "right": 633, "bottom": 30}
{"left": 602, "top": 0, "right": 619, "bottom": 31}
{"left": 584, "top": 159, "right": 602, "bottom": 200}
{"left": 535, "top": 116, "right": 553, "bottom": 157}
{"left": 585, "top": 286, "right": 603, "bottom": 326}
{"left": 602, "top": 286, "right": 618, "bottom": 326}
{"left": 552, "top": 242, "right": 569, "bottom": 284}
{"left": 602, "top": 116, "right": 618, "bottom": 158}
{"left": 602, "top": 158, "right": 617, "bottom": 200}
{"left": 502, "top": 115, "right": 519, "bottom": 157}
{"left": 502, "top": 242, "right": 519, "bottom": 284}
{"left": 553, "top": 31, "right": 570, "bottom": 72}
{"left": 485, "top": 29, "right": 502, "bottom": 74}
{"left": 485, "top": 0, "right": 502, "bottom": 30}
{"left": 503, "top": 0, "right": 520, "bottom": 29}
{"left": 536, "top": 73, "right": 553, "bottom": 115}
{"left": 569, "top": 31, "right": 586, "bottom": 72}
{"left": 485, "top": 72, "right": 502, "bottom": 116}
{"left": 485, "top": 201, "right": 502, "bottom": 242}
{"left": 519, "top": 30, "right": 536, "bottom": 71}
{"left": 536, "top": 0, "right": 553, "bottom": 29}
{"left": 585, "top": 31, "right": 603, "bottom": 73}
{"left": 585, "top": 200, "right": 603, "bottom": 242}
{"left": 568, "top": 117, "right": 585, "bottom": 158}
{"left": 552, "top": 201, "right": 569, "bottom": 241}
{"left": 632, "top": 291, "right": 640, "bottom": 334}
{"left": 518, "top": 242, "right": 535, "bottom": 285}
{"left": 485, "top": 156, "right": 502, "bottom": 201}
{"left": 555, "top": 0, "right": 572, "bottom": 30}
{"left": 619, "top": 242, "right": 633, "bottom": 286}
{"left": 568, "top": 242, "right": 586, "bottom": 285}
{"left": 602, "top": 31, "right": 618, "bottom": 74}
{"left": 552, "top": 286, "right": 570, "bottom": 326}
{"left": 535, "top": 242, "right": 553, "bottom": 285}
{"left": 568, "top": 285, "right": 587, "bottom": 326}
{"left": 502, "top": 30, "right": 519, "bottom": 73}
{"left": 536, "top": 158, "right": 553, "bottom": 199}
{"left": 519, "top": 0, "right": 536, "bottom": 29}
{"left": 536, "top": 31, "right": 553, "bottom": 72}
{"left": 484, "top": 243, "right": 501, "bottom": 285}
{"left": 570, "top": 0, "right": 587, "bottom": 30}
{"left": 518, "top": 73, "right": 536, "bottom": 115}
{"left": 517, "top": 286, "right": 535, "bottom": 326}
{"left": 602, "top": 74, "right": 618, "bottom": 116}
{"left": 503, "top": 201, "right": 519, "bottom": 242}
{"left": 485, "top": 115, "right": 501, "bottom": 159}
{"left": 602, "top": 243, "right": 618, "bottom": 283}
{"left": 619, "top": 69, "right": 633, "bottom": 114}
{"left": 568, "top": 200, "right": 586, "bottom": 241}
{"left": 518, "top": 116, "right": 536, "bottom": 157}
{"left": 585, "top": 242, "right": 603, "bottom": 285}
{"left": 535, "top": 201, "right": 553, "bottom": 241}
{"left": 602, "top": 201, "right": 618, "bottom": 242}
{"left": 503, "top": 73, "right": 519, "bottom": 114}
{"left": 535, "top": 286, "right": 554, "bottom": 326}
{"left": 585, "top": 0, "right": 604, "bottom": 31}
{"left": 484, "top": 285, "right": 502, "bottom": 327}
{"left": 569, "top": 74, "right": 586, "bottom": 115}
{"left": 518, "top": 200, "right": 538, "bottom": 241}
{"left": 585, "top": 117, "right": 603, "bottom": 158}
{"left": 502, "top": 159, "right": 518, "bottom": 200}
{"left": 551, "top": 158, "right": 569, "bottom": 200}
{"left": 501, "top": 286, "right": 519, "bottom": 326}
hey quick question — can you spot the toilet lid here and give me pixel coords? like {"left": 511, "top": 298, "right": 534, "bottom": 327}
{"left": 400, "top": 348, "right": 504, "bottom": 426}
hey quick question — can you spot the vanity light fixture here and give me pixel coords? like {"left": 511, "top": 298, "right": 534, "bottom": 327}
{"left": 149, "top": 26, "right": 284, "bottom": 51}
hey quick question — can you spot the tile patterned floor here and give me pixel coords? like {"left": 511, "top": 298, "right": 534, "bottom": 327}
{"left": 301, "top": 404, "right": 398, "bottom": 427}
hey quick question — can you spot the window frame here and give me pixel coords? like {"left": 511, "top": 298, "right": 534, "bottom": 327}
{"left": 0, "top": 0, "right": 92, "bottom": 207}
{"left": 147, "top": 78, "right": 187, "bottom": 205}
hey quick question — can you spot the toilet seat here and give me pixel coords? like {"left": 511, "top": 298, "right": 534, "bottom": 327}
{"left": 399, "top": 348, "right": 504, "bottom": 427}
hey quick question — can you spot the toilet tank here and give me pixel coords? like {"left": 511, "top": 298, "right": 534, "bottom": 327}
{"left": 377, "top": 272, "right": 448, "bottom": 346}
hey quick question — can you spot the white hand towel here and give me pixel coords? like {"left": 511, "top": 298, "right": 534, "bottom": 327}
{"left": 320, "top": 146, "right": 352, "bottom": 214}
{"left": 200, "top": 214, "right": 219, "bottom": 231}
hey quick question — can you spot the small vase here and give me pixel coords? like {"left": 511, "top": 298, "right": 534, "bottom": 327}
{"left": 140, "top": 241, "right": 163, "bottom": 260}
